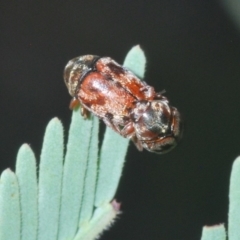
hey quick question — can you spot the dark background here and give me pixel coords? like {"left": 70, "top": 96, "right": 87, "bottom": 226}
{"left": 1, "top": 1, "right": 240, "bottom": 239}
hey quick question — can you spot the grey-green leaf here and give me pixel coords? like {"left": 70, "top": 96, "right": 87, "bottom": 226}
{"left": 95, "top": 127, "right": 129, "bottom": 207}
{"left": 123, "top": 45, "right": 146, "bottom": 79}
{"left": 95, "top": 45, "right": 147, "bottom": 207}
{"left": 15, "top": 144, "right": 38, "bottom": 240}
{"left": 38, "top": 118, "right": 64, "bottom": 240}
{"left": 74, "top": 202, "right": 120, "bottom": 240}
{"left": 228, "top": 156, "right": 240, "bottom": 240}
{"left": 79, "top": 116, "right": 99, "bottom": 225}
{"left": 0, "top": 169, "right": 21, "bottom": 240}
{"left": 200, "top": 225, "right": 226, "bottom": 240}
{"left": 58, "top": 109, "right": 94, "bottom": 240}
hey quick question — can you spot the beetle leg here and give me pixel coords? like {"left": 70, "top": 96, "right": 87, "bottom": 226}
{"left": 120, "top": 122, "right": 143, "bottom": 151}
{"left": 131, "top": 135, "right": 143, "bottom": 151}
{"left": 69, "top": 98, "right": 90, "bottom": 119}
{"left": 81, "top": 107, "right": 90, "bottom": 119}
{"left": 121, "top": 122, "right": 135, "bottom": 138}
{"left": 69, "top": 97, "right": 80, "bottom": 109}
{"left": 171, "top": 107, "right": 182, "bottom": 139}
{"left": 102, "top": 114, "right": 122, "bottom": 134}
{"left": 154, "top": 89, "right": 166, "bottom": 99}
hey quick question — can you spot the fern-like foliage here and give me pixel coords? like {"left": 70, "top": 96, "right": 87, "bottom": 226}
{"left": 0, "top": 45, "right": 146, "bottom": 240}
{"left": 1, "top": 45, "right": 239, "bottom": 240}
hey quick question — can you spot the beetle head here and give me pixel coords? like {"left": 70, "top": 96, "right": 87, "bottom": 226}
{"left": 64, "top": 55, "right": 99, "bottom": 96}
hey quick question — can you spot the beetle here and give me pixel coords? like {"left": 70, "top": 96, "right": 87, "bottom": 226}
{"left": 64, "top": 55, "right": 182, "bottom": 153}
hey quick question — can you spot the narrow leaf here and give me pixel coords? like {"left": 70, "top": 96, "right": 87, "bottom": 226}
{"left": 0, "top": 169, "right": 21, "bottom": 240}
{"left": 95, "top": 45, "right": 147, "bottom": 207}
{"left": 95, "top": 127, "right": 129, "bottom": 207}
{"left": 201, "top": 224, "right": 226, "bottom": 240}
{"left": 38, "top": 118, "right": 64, "bottom": 240}
{"left": 123, "top": 45, "right": 146, "bottom": 79}
{"left": 79, "top": 116, "right": 99, "bottom": 225}
{"left": 58, "top": 109, "right": 94, "bottom": 240}
{"left": 74, "top": 202, "right": 120, "bottom": 240}
{"left": 228, "top": 156, "right": 240, "bottom": 240}
{"left": 16, "top": 144, "right": 38, "bottom": 240}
